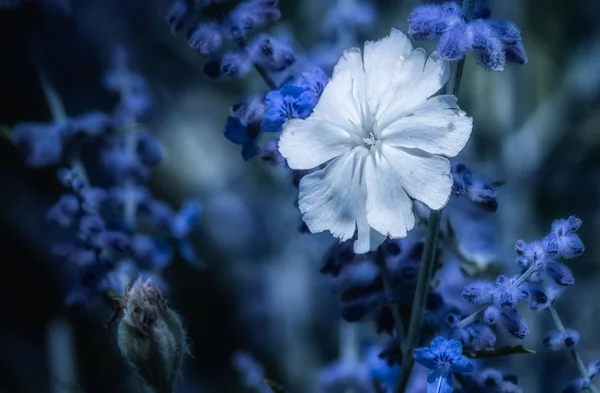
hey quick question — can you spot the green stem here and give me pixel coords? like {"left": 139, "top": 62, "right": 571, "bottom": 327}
{"left": 394, "top": 210, "right": 442, "bottom": 393}
{"left": 393, "top": 1, "right": 477, "bottom": 391}
{"left": 548, "top": 305, "right": 600, "bottom": 393}
{"left": 375, "top": 247, "right": 407, "bottom": 347}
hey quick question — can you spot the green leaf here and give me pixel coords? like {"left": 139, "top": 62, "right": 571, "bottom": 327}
{"left": 464, "top": 345, "right": 535, "bottom": 359}
{"left": 264, "top": 379, "right": 286, "bottom": 393}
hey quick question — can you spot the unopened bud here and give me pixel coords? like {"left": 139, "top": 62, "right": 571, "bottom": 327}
{"left": 117, "top": 278, "right": 188, "bottom": 393}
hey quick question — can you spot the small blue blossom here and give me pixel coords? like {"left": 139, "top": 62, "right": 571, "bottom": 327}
{"left": 451, "top": 164, "right": 498, "bottom": 212}
{"left": 414, "top": 337, "right": 473, "bottom": 393}
{"left": 225, "top": 96, "right": 265, "bottom": 160}
{"left": 224, "top": 0, "right": 281, "bottom": 42}
{"left": 11, "top": 122, "right": 71, "bottom": 167}
{"left": 248, "top": 34, "right": 295, "bottom": 72}
{"left": 166, "top": 0, "right": 194, "bottom": 34}
{"left": 187, "top": 21, "right": 223, "bottom": 54}
{"left": 545, "top": 216, "right": 584, "bottom": 259}
{"left": 543, "top": 329, "right": 580, "bottom": 351}
{"left": 262, "top": 85, "right": 316, "bottom": 132}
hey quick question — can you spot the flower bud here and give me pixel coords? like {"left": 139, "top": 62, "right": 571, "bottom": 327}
{"left": 117, "top": 279, "right": 188, "bottom": 393}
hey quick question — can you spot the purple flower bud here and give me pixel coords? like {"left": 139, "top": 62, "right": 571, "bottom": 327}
{"left": 462, "top": 280, "right": 494, "bottom": 304}
{"left": 248, "top": 34, "right": 295, "bottom": 71}
{"left": 204, "top": 51, "right": 252, "bottom": 79}
{"left": 408, "top": 2, "right": 462, "bottom": 40}
{"left": 46, "top": 194, "right": 81, "bottom": 228}
{"left": 225, "top": 0, "right": 280, "bottom": 41}
{"left": 483, "top": 305, "right": 500, "bottom": 326}
{"left": 70, "top": 111, "right": 113, "bottom": 137}
{"left": 544, "top": 329, "right": 580, "bottom": 351}
{"left": 187, "top": 22, "right": 223, "bottom": 54}
{"left": 166, "top": 0, "right": 194, "bottom": 34}
{"left": 58, "top": 168, "right": 85, "bottom": 191}
{"left": 231, "top": 95, "right": 266, "bottom": 126}
{"left": 79, "top": 214, "right": 105, "bottom": 238}
{"left": 438, "top": 20, "right": 472, "bottom": 62}
{"left": 80, "top": 187, "right": 109, "bottom": 211}
{"left": 136, "top": 132, "right": 164, "bottom": 167}
{"left": 171, "top": 200, "right": 201, "bottom": 239}
{"left": 469, "top": 19, "right": 506, "bottom": 72}
{"left": 547, "top": 216, "right": 584, "bottom": 259}
{"left": 501, "top": 308, "right": 528, "bottom": 339}
{"left": 505, "top": 41, "right": 528, "bottom": 64}
{"left": 12, "top": 122, "right": 70, "bottom": 167}
{"left": 588, "top": 360, "right": 600, "bottom": 379}
{"left": 487, "top": 20, "right": 521, "bottom": 46}
{"left": 545, "top": 261, "right": 575, "bottom": 286}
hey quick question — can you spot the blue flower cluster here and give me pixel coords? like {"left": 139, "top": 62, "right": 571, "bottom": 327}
{"left": 167, "top": 0, "right": 330, "bottom": 160}
{"left": 408, "top": 1, "right": 527, "bottom": 71}
{"left": 225, "top": 61, "right": 328, "bottom": 159}
{"left": 460, "top": 216, "right": 584, "bottom": 338}
{"left": 10, "top": 49, "right": 202, "bottom": 305}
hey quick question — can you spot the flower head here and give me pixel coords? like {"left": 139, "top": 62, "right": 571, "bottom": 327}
{"left": 414, "top": 337, "right": 473, "bottom": 393}
{"left": 278, "top": 29, "right": 473, "bottom": 253}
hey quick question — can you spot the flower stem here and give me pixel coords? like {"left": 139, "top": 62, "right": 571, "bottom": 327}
{"left": 375, "top": 247, "right": 407, "bottom": 347}
{"left": 211, "top": 2, "right": 278, "bottom": 90}
{"left": 394, "top": 210, "right": 442, "bottom": 393}
{"left": 393, "top": 1, "right": 477, "bottom": 391}
{"left": 548, "top": 305, "right": 600, "bottom": 393}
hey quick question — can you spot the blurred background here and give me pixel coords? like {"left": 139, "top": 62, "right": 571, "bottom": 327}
{"left": 1, "top": 0, "right": 600, "bottom": 393}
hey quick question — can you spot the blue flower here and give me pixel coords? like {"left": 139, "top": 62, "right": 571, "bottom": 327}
{"left": 408, "top": 2, "right": 527, "bottom": 72}
{"left": 414, "top": 337, "right": 473, "bottom": 393}
{"left": 261, "top": 85, "right": 316, "bottom": 132}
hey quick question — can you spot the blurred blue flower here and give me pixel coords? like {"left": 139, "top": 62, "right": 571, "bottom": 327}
{"left": 543, "top": 329, "right": 580, "bottom": 352}
{"left": 414, "top": 337, "right": 473, "bottom": 393}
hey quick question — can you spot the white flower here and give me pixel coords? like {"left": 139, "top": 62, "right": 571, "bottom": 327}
{"left": 278, "top": 29, "right": 473, "bottom": 254}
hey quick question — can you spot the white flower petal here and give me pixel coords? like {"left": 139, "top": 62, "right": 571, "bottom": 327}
{"left": 298, "top": 148, "right": 368, "bottom": 244}
{"left": 381, "top": 144, "right": 452, "bottom": 210}
{"left": 310, "top": 68, "right": 366, "bottom": 138}
{"left": 363, "top": 28, "right": 414, "bottom": 116}
{"left": 364, "top": 145, "right": 415, "bottom": 238}
{"left": 278, "top": 117, "right": 355, "bottom": 170}
{"left": 332, "top": 47, "right": 364, "bottom": 78}
{"left": 375, "top": 52, "right": 450, "bottom": 132}
{"left": 380, "top": 95, "right": 473, "bottom": 157}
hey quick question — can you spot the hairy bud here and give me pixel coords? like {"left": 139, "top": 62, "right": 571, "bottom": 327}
{"left": 117, "top": 278, "right": 188, "bottom": 393}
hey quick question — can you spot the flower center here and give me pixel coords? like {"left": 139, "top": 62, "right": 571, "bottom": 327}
{"left": 362, "top": 132, "right": 378, "bottom": 148}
